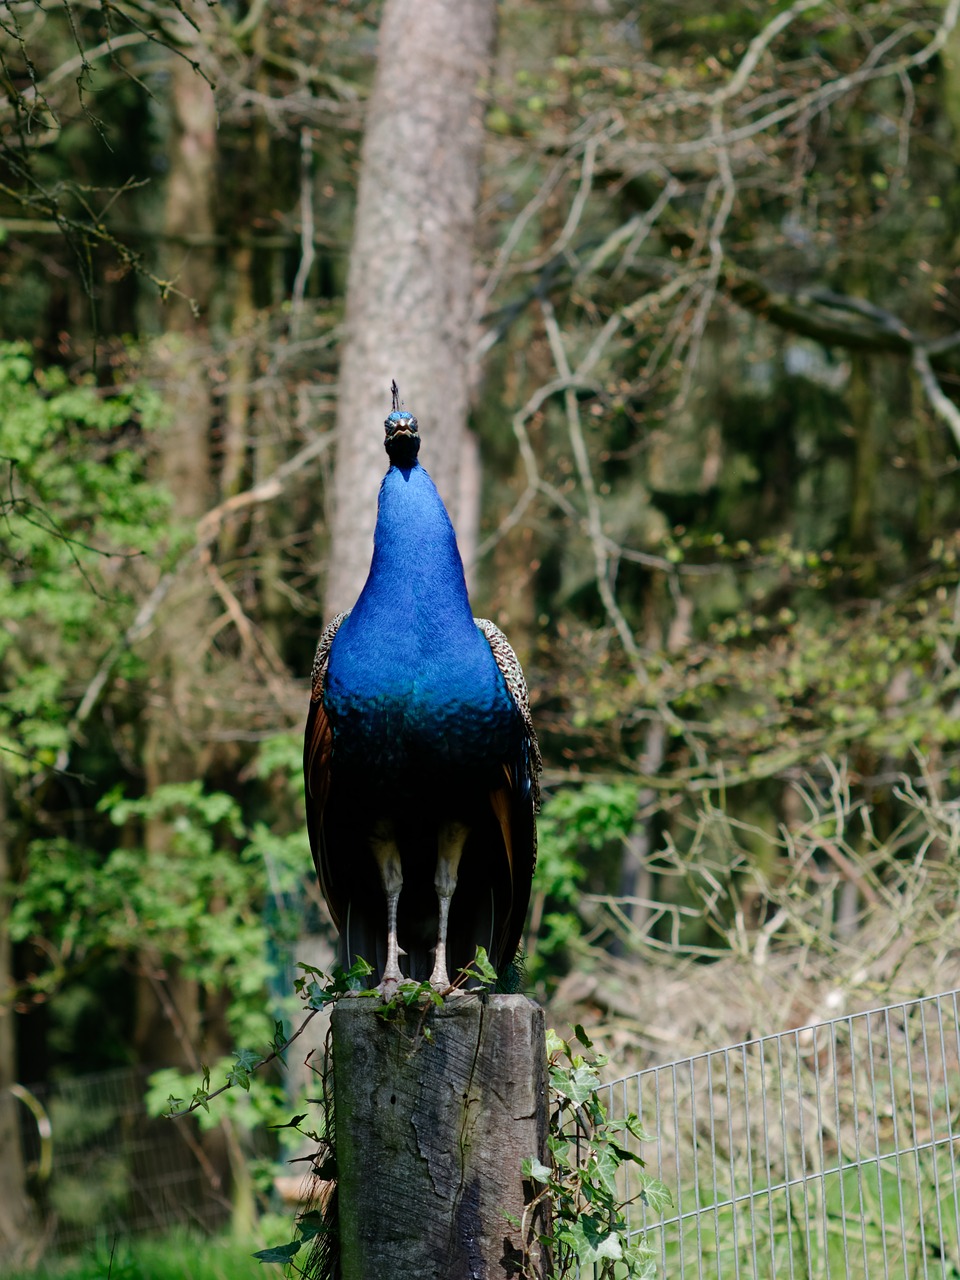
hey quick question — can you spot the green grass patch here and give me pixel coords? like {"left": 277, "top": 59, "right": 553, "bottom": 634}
{"left": 6, "top": 1230, "right": 269, "bottom": 1280}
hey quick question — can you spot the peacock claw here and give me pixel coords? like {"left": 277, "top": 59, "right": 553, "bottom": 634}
{"left": 376, "top": 974, "right": 402, "bottom": 1001}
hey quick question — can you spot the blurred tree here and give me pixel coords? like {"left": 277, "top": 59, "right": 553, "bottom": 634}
{"left": 325, "top": 0, "right": 496, "bottom": 612}
{"left": 0, "top": 766, "right": 36, "bottom": 1266}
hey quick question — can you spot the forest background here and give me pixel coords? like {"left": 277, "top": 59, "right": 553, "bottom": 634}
{"left": 3, "top": 0, "right": 960, "bottom": 1264}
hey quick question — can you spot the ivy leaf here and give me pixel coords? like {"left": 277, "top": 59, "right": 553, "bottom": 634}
{"left": 312, "top": 1152, "right": 337, "bottom": 1180}
{"left": 640, "top": 1176, "right": 674, "bottom": 1214}
{"left": 252, "top": 1240, "right": 302, "bottom": 1264}
{"left": 609, "top": 1139, "right": 646, "bottom": 1166}
{"left": 605, "top": 1115, "right": 652, "bottom": 1144}
{"left": 269, "top": 1114, "right": 307, "bottom": 1130}
{"left": 545, "top": 1028, "right": 567, "bottom": 1058}
{"left": 522, "top": 1156, "right": 553, "bottom": 1184}
{"left": 590, "top": 1147, "right": 621, "bottom": 1197}
{"left": 339, "top": 957, "right": 374, "bottom": 992}
{"left": 562, "top": 1215, "right": 623, "bottom": 1264}
{"left": 227, "top": 1048, "right": 261, "bottom": 1091}
{"left": 551, "top": 1064, "right": 600, "bottom": 1105}
{"left": 459, "top": 945, "right": 497, "bottom": 986}
{"left": 547, "top": 1136, "right": 573, "bottom": 1171}
{"left": 296, "top": 1209, "right": 329, "bottom": 1241}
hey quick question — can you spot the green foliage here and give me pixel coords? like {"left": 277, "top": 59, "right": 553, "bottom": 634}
{"left": 294, "top": 956, "right": 374, "bottom": 1006}
{"left": 521, "top": 1026, "right": 671, "bottom": 1279}
{"left": 529, "top": 782, "right": 638, "bottom": 981}
{"left": 11, "top": 773, "right": 308, "bottom": 1047}
{"left": 644, "top": 536, "right": 960, "bottom": 777}
{"left": 2, "top": 1230, "right": 270, "bottom": 1279}
{"left": 153, "top": 957, "right": 372, "bottom": 1133}
{"left": 0, "top": 341, "right": 170, "bottom": 773}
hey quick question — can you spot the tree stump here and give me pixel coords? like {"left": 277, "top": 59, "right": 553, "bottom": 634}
{"left": 332, "top": 993, "right": 549, "bottom": 1279}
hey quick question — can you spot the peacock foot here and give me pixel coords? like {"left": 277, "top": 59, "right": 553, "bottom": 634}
{"left": 429, "top": 970, "right": 471, "bottom": 997}
{"left": 376, "top": 964, "right": 406, "bottom": 1000}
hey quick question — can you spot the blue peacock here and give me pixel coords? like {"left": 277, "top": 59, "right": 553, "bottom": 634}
{"left": 304, "top": 384, "right": 541, "bottom": 994}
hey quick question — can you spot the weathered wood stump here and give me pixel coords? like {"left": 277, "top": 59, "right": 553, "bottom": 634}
{"left": 332, "top": 993, "right": 549, "bottom": 1279}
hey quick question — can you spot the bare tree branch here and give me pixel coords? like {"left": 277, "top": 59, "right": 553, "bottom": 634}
{"left": 52, "top": 431, "right": 333, "bottom": 775}
{"left": 912, "top": 345, "right": 960, "bottom": 452}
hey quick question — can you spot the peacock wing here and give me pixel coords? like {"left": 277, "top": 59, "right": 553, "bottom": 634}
{"left": 303, "top": 611, "right": 348, "bottom": 925}
{"left": 474, "top": 617, "right": 542, "bottom": 813}
{"left": 474, "top": 617, "right": 542, "bottom": 967}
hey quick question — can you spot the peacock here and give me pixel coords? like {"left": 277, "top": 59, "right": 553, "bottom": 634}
{"left": 304, "top": 384, "right": 541, "bottom": 994}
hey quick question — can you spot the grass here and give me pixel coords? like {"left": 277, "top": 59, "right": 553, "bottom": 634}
{"left": 5, "top": 1230, "right": 271, "bottom": 1280}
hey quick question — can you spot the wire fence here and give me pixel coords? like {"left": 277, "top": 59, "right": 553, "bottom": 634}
{"left": 598, "top": 988, "right": 960, "bottom": 1278}
{"left": 16, "top": 989, "right": 960, "bottom": 1271}
{"left": 16, "top": 1066, "right": 231, "bottom": 1251}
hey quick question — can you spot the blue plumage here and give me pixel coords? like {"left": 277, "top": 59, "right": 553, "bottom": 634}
{"left": 304, "top": 389, "right": 540, "bottom": 993}
{"left": 326, "top": 466, "right": 519, "bottom": 771}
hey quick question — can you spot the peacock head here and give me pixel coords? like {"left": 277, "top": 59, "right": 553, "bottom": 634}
{"left": 383, "top": 381, "right": 421, "bottom": 467}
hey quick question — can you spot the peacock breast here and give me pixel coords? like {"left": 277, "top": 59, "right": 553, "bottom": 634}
{"left": 323, "top": 618, "right": 520, "bottom": 776}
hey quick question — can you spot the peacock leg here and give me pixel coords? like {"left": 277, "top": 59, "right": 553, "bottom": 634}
{"left": 370, "top": 820, "right": 404, "bottom": 996}
{"left": 429, "top": 820, "right": 470, "bottom": 991}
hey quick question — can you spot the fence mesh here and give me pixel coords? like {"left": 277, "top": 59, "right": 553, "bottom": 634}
{"left": 16, "top": 989, "right": 960, "bottom": 1270}
{"left": 597, "top": 988, "right": 960, "bottom": 1278}
{"left": 16, "top": 1066, "right": 231, "bottom": 1251}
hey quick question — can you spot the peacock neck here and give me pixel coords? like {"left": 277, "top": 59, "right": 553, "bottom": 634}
{"left": 352, "top": 462, "right": 474, "bottom": 632}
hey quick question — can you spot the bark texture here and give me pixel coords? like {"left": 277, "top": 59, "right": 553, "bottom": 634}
{"left": 325, "top": 0, "right": 495, "bottom": 615}
{"left": 332, "top": 994, "right": 549, "bottom": 1280}
{"left": 0, "top": 766, "right": 36, "bottom": 1267}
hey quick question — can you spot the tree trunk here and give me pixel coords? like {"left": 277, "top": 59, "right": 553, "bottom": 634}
{"left": 324, "top": 0, "right": 496, "bottom": 614}
{"left": 137, "top": 46, "right": 219, "bottom": 1071}
{"left": 0, "top": 766, "right": 36, "bottom": 1268}
{"left": 137, "top": 41, "right": 260, "bottom": 1228}
{"left": 332, "top": 994, "right": 549, "bottom": 1279}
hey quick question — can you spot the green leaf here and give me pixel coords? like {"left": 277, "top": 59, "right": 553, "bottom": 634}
{"left": 252, "top": 1240, "right": 302, "bottom": 1263}
{"left": 590, "top": 1147, "right": 621, "bottom": 1197}
{"left": 561, "top": 1215, "right": 623, "bottom": 1264}
{"left": 640, "top": 1176, "right": 674, "bottom": 1214}
{"left": 296, "top": 1209, "right": 329, "bottom": 1241}
{"left": 552, "top": 1064, "right": 600, "bottom": 1105}
{"left": 269, "top": 1114, "right": 307, "bottom": 1130}
{"left": 609, "top": 1139, "right": 645, "bottom": 1165}
{"left": 460, "top": 944, "right": 498, "bottom": 986}
{"left": 522, "top": 1156, "right": 553, "bottom": 1184}
{"left": 545, "top": 1028, "right": 567, "bottom": 1058}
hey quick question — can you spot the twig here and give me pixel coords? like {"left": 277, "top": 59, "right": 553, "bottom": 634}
{"left": 53, "top": 431, "right": 333, "bottom": 775}
{"left": 289, "top": 125, "right": 316, "bottom": 343}
{"left": 912, "top": 344, "right": 960, "bottom": 451}
{"left": 541, "top": 296, "right": 642, "bottom": 665}
{"left": 167, "top": 1006, "right": 323, "bottom": 1119}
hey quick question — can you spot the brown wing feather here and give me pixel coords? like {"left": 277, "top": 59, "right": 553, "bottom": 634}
{"left": 489, "top": 767, "right": 515, "bottom": 877}
{"left": 304, "top": 612, "right": 348, "bottom": 925}
{"left": 475, "top": 619, "right": 542, "bottom": 967}
{"left": 474, "top": 617, "right": 542, "bottom": 814}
